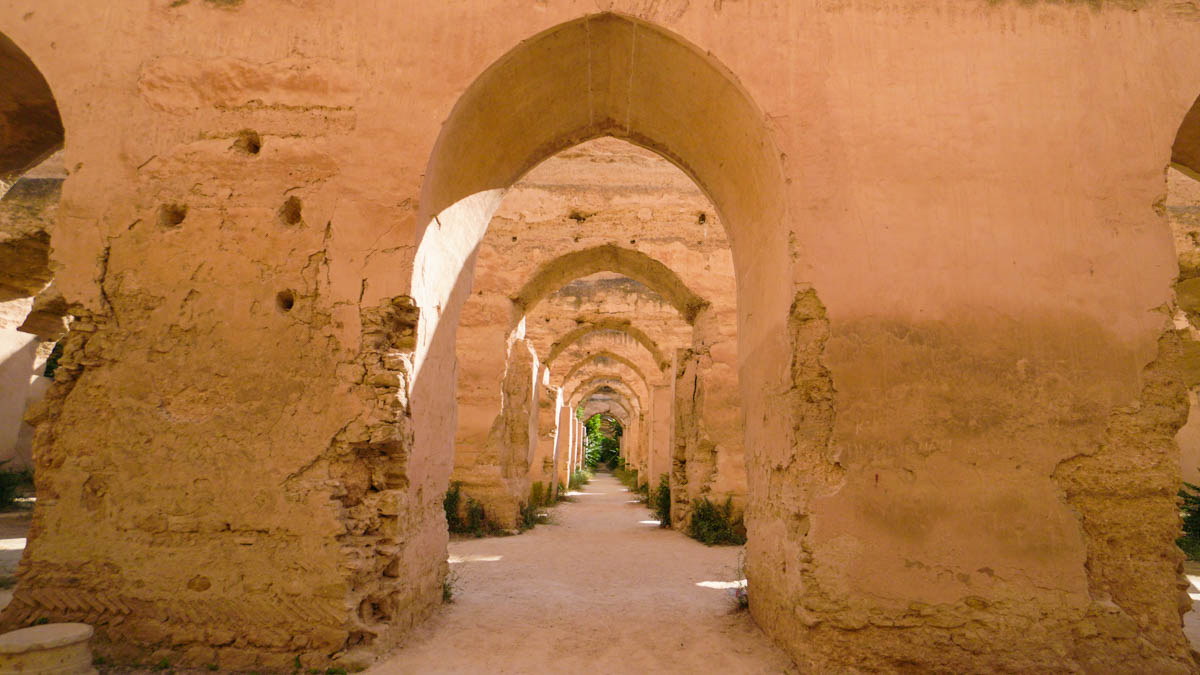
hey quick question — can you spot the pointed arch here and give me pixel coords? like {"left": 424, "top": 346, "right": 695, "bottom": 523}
{"left": 0, "top": 32, "right": 63, "bottom": 184}
{"left": 560, "top": 351, "right": 649, "bottom": 392}
{"left": 546, "top": 319, "right": 668, "bottom": 371}
{"left": 512, "top": 245, "right": 708, "bottom": 323}
{"left": 1174, "top": 93, "right": 1200, "bottom": 180}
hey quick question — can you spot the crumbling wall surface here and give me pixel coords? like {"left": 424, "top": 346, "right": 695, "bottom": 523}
{"left": 0, "top": 4, "right": 442, "bottom": 669}
{"left": 751, "top": 286, "right": 1199, "bottom": 672}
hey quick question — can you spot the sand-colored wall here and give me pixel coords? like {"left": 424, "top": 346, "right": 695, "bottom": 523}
{"left": 0, "top": 2, "right": 1198, "bottom": 672}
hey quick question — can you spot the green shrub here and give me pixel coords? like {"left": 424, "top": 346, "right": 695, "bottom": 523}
{"left": 651, "top": 475, "right": 670, "bottom": 528}
{"left": 443, "top": 481, "right": 463, "bottom": 532}
{"left": 583, "top": 414, "right": 622, "bottom": 468}
{"left": 464, "top": 497, "right": 488, "bottom": 534}
{"left": 1179, "top": 482, "right": 1200, "bottom": 559}
{"left": 444, "top": 483, "right": 505, "bottom": 537}
{"left": 688, "top": 496, "right": 746, "bottom": 546}
{"left": 529, "top": 481, "right": 554, "bottom": 507}
{"left": 519, "top": 501, "right": 539, "bottom": 531}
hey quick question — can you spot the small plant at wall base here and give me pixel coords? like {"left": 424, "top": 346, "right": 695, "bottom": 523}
{"left": 519, "top": 501, "right": 540, "bottom": 531}
{"left": 569, "top": 469, "right": 593, "bottom": 490}
{"left": 651, "top": 475, "right": 670, "bottom": 528}
{"left": 1179, "top": 482, "right": 1200, "bottom": 559}
{"left": 442, "top": 569, "right": 459, "bottom": 603}
{"left": 688, "top": 496, "right": 746, "bottom": 546}
{"left": 443, "top": 482, "right": 505, "bottom": 537}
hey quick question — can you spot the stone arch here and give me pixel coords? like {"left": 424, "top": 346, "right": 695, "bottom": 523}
{"left": 546, "top": 320, "right": 668, "bottom": 371}
{"left": 511, "top": 245, "right": 708, "bottom": 324}
{"left": 407, "top": 12, "right": 790, "bottom": 655}
{"left": 560, "top": 351, "right": 649, "bottom": 392}
{"left": 580, "top": 400, "right": 629, "bottom": 427}
{"left": 409, "top": 10, "right": 790, "bottom": 497}
{"left": 1174, "top": 93, "right": 1200, "bottom": 180}
{"left": 564, "top": 362, "right": 649, "bottom": 416}
{"left": 0, "top": 32, "right": 63, "bottom": 187}
{"left": 574, "top": 385, "right": 634, "bottom": 422}
{"left": 568, "top": 377, "right": 642, "bottom": 416}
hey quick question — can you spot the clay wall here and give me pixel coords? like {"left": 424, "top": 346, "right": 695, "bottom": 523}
{"left": 0, "top": 2, "right": 1197, "bottom": 672}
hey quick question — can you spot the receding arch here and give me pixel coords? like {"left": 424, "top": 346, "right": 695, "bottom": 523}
{"left": 568, "top": 377, "right": 642, "bottom": 415}
{"left": 0, "top": 32, "right": 63, "bottom": 185}
{"left": 410, "top": 12, "right": 791, "bottom": 481}
{"left": 575, "top": 385, "right": 633, "bottom": 422}
{"left": 547, "top": 320, "right": 668, "bottom": 371}
{"left": 561, "top": 351, "right": 649, "bottom": 392}
{"left": 564, "top": 362, "right": 649, "bottom": 416}
{"left": 408, "top": 13, "right": 791, "bottom": 649}
{"left": 580, "top": 398, "right": 630, "bottom": 428}
{"left": 511, "top": 245, "right": 708, "bottom": 323}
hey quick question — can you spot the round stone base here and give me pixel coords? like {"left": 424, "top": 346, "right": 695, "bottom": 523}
{"left": 0, "top": 623, "right": 97, "bottom": 675}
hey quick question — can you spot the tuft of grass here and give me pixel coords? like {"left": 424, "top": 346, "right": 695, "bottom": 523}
{"left": 442, "top": 569, "right": 459, "bottom": 603}
{"left": 207, "top": 665, "right": 219, "bottom": 672}
{"left": 152, "top": 658, "right": 171, "bottom": 671}
{"left": 729, "top": 550, "right": 749, "bottom": 611}
{"left": 650, "top": 475, "right": 671, "bottom": 528}
{"left": 688, "top": 496, "right": 746, "bottom": 546}
{"left": 568, "top": 469, "right": 593, "bottom": 490}
{"left": 613, "top": 466, "right": 640, "bottom": 493}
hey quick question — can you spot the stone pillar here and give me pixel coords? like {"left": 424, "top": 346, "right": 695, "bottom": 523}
{"left": 529, "top": 379, "right": 558, "bottom": 502}
{"left": 452, "top": 336, "right": 539, "bottom": 528}
{"left": 553, "top": 403, "right": 571, "bottom": 497}
{"left": 647, "top": 385, "right": 673, "bottom": 490}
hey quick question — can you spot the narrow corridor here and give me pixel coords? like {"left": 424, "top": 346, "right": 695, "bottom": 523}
{"left": 370, "top": 474, "right": 795, "bottom": 674}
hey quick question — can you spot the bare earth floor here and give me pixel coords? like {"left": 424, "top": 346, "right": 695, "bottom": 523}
{"left": 369, "top": 473, "right": 796, "bottom": 674}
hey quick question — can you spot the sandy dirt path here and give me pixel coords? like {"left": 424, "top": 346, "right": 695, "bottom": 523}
{"left": 369, "top": 473, "right": 796, "bottom": 674}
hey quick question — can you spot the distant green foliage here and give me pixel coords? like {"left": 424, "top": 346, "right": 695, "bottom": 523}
{"left": 651, "top": 475, "right": 670, "bottom": 528}
{"left": 688, "top": 496, "right": 746, "bottom": 546}
{"left": 1179, "top": 482, "right": 1200, "bottom": 559}
{"left": 42, "top": 342, "right": 63, "bottom": 379}
{"left": 583, "top": 414, "right": 622, "bottom": 469}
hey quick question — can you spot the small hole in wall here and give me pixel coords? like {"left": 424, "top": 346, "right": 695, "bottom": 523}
{"left": 698, "top": 212, "right": 707, "bottom": 224}
{"left": 278, "top": 196, "right": 303, "bottom": 226}
{"left": 276, "top": 290, "right": 295, "bottom": 312}
{"left": 511, "top": 236, "right": 517, "bottom": 242}
{"left": 232, "top": 129, "right": 261, "bottom": 155}
{"left": 157, "top": 203, "right": 188, "bottom": 228}
{"left": 629, "top": 239, "right": 636, "bottom": 245}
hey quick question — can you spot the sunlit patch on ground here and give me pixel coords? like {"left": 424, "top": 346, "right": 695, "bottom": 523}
{"left": 448, "top": 554, "right": 503, "bottom": 564}
{"left": 696, "top": 579, "right": 746, "bottom": 590}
